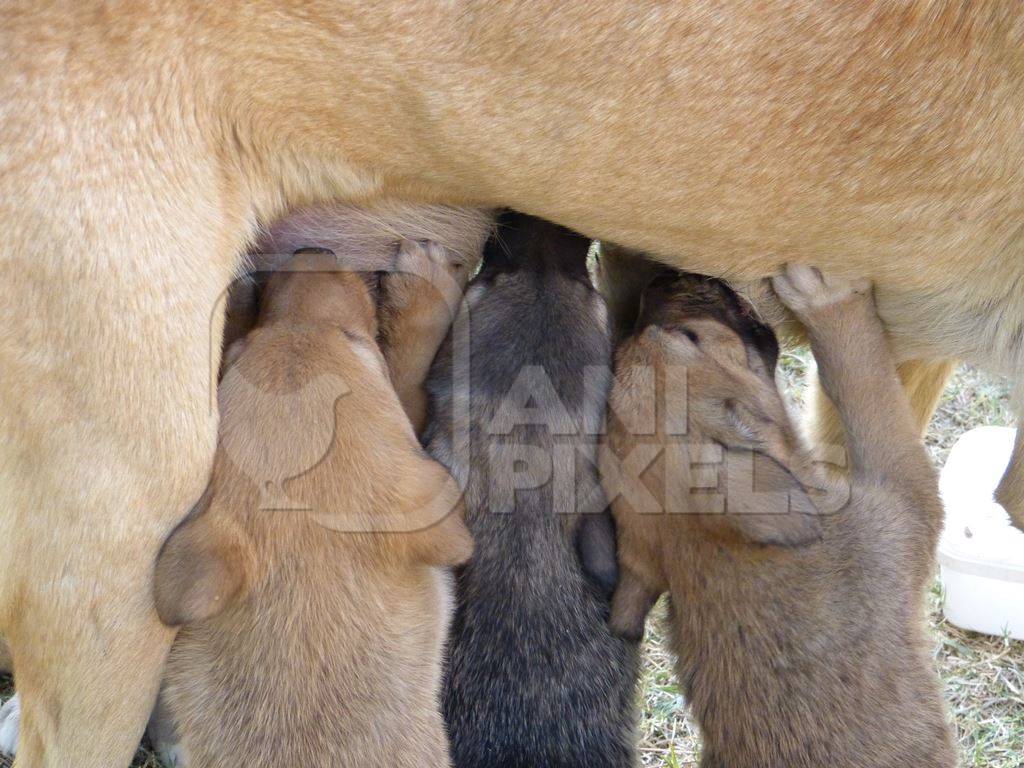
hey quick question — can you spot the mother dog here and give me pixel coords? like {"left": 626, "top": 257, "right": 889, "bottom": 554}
{"left": 2, "top": 2, "right": 1023, "bottom": 766}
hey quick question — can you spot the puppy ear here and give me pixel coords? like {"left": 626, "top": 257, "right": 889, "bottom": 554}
{"left": 153, "top": 494, "right": 248, "bottom": 626}
{"left": 403, "top": 505, "right": 474, "bottom": 568}
{"left": 399, "top": 461, "right": 474, "bottom": 568}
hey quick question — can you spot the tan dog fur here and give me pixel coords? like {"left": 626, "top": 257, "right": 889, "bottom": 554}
{"left": 603, "top": 266, "right": 954, "bottom": 767}
{"left": 2, "top": 3, "right": 1023, "bottom": 763}
{"left": 150, "top": 252, "right": 471, "bottom": 767}
{"left": 144, "top": 222, "right": 484, "bottom": 763}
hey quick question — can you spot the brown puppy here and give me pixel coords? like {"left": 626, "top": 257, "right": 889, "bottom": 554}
{"left": 5, "top": 4, "right": 1024, "bottom": 763}
{"left": 150, "top": 251, "right": 472, "bottom": 768}
{"left": 233, "top": 204, "right": 492, "bottom": 430}
{"left": 603, "top": 265, "right": 955, "bottom": 767}
{"left": 599, "top": 244, "right": 961, "bottom": 457}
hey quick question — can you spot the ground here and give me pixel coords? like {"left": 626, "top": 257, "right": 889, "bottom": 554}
{"left": 1, "top": 363, "right": 1021, "bottom": 767}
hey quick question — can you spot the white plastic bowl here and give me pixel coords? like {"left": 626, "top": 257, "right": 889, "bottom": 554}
{"left": 938, "top": 426, "right": 1024, "bottom": 640}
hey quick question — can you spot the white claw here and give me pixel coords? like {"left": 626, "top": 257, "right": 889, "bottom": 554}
{"left": 0, "top": 694, "right": 21, "bottom": 757}
{"left": 153, "top": 739, "right": 189, "bottom": 767}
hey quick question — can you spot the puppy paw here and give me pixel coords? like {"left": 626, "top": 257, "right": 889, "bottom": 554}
{"left": 384, "top": 239, "right": 466, "bottom": 314}
{"left": 771, "top": 264, "right": 872, "bottom": 322}
{"left": 0, "top": 693, "right": 20, "bottom": 757}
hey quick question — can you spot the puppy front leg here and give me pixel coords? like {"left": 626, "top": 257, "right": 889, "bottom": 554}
{"left": 576, "top": 510, "right": 620, "bottom": 599}
{"left": 772, "top": 266, "right": 938, "bottom": 503}
{"left": 805, "top": 358, "right": 956, "bottom": 452}
{"left": 609, "top": 567, "right": 660, "bottom": 643}
{"left": 379, "top": 239, "right": 470, "bottom": 432}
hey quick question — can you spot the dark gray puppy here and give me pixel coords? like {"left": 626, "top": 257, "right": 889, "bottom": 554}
{"left": 423, "top": 212, "right": 640, "bottom": 768}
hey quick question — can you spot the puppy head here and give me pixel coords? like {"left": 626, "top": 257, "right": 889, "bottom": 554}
{"left": 157, "top": 352, "right": 471, "bottom": 632}
{"left": 153, "top": 461, "right": 472, "bottom": 629}
{"left": 478, "top": 210, "right": 592, "bottom": 285}
{"left": 257, "top": 249, "right": 378, "bottom": 338}
{"left": 635, "top": 269, "right": 821, "bottom": 546}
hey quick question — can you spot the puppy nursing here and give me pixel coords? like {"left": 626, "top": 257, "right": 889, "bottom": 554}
{"left": 232, "top": 202, "right": 492, "bottom": 431}
{"left": 0, "top": 200, "right": 962, "bottom": 767}
{"left": 151, "top": 251, "right": 472, "bottom": 767}
{"left": 155, "top": 222, "right": 956, "bottom": 768}
{"left": 426, "top": 213, "right": 640, "bottom": 767}
{"left": 603, "top": 265, "right": 955, "bottom": 767}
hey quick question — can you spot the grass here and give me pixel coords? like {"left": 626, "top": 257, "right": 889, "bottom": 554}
{"left": 1, "top": 362, "right": 1021, "bottom": 767}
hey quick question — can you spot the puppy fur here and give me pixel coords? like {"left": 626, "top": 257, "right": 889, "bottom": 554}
{"left": 424, "top": 212, "right": 640, "bottom": 767}
{"left": 229, "top": 204, "right": 493, "bottom": 430}
{"left": 598, "top": 245, "right": 960, "bottom": 467}
{"left": 151, "top": 252, "right": 472, "bottom": 768}
{"left": 603, "top": 266, "right": 955, "bottom": 767}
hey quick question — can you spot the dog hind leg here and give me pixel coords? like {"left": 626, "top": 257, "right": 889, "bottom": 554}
{"left": 0, "top": 224, "right": 233, "bottom": 767}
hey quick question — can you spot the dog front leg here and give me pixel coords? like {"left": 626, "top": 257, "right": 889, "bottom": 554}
{"left": 995, "top": 409, "right": 1024, "bottom": 531}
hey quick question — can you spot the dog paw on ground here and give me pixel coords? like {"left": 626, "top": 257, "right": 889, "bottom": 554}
{"left": 0, "top": 694, "right": 19, "bottom": 757}
{"left": 153, "top": 739, "right": 188, "bottom": 767}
